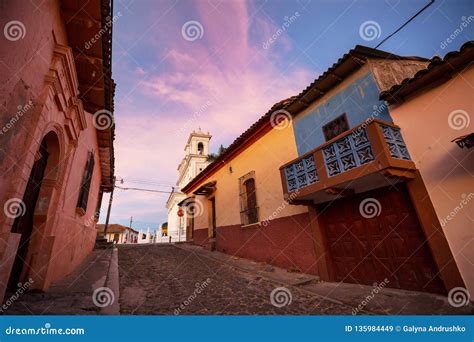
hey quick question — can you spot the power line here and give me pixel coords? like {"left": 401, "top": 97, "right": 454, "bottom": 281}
{"left": 375, "top": 0, "right": 435, "bottom": 49}
{"left": 115, "top": 185, "right": 172, "bottom": 194}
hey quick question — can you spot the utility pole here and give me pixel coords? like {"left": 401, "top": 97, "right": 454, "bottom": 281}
{"left": 129, "top": 216, "right": 133, "bottom": 229}
{"left": 103, "top": 176, "right": 116, "bottom": 237}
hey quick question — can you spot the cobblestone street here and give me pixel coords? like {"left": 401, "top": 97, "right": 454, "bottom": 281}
{"left": 118, "top": 244, "right": 354, "bottom": 315}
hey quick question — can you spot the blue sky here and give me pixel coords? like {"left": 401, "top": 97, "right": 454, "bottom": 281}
{"left": 100, "top": 0, "right": 473, "bottom": 232}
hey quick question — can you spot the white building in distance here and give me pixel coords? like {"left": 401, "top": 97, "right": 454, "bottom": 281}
{"left": 165, "top": 129, "right": 211, "bottom": 242}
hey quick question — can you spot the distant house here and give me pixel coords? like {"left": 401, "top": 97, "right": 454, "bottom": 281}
{"left": 181, "top": 44, "right": 470, "bottom": 296}
{"left": 97, "top": 224, "right": 138, "bottom": 244}
{"left": 137, "top": 228, "right": 155, "bottom": 244}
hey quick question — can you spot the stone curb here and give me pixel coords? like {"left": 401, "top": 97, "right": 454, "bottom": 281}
{"left": 100, "top": 247, "right": 120, "bottom": 315}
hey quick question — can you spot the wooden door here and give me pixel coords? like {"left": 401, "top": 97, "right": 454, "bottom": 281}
{"left": 317, "top": 185, "right": 446, "bottom": 294}
{"left": 8, "top": 141, "right": 49, "bottom": 289}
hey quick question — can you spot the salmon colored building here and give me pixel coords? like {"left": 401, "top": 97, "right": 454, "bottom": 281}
{"left": 181, "top": 45, "right": 469, "bottom": 296}
{"left": 0, "top": 0, "right": 115, "bottom": 303}
{"left": 381, "top": 41, "right": 474, "bottom": 297}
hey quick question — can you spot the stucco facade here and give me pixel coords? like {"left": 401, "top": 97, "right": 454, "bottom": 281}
{"left": 183, "top": 45, "right": 466, "bottom": 295}
{"left": 0, "top": 0, "right": 115, "bottom": 302}
{"left": 387, "top": 63, "right": 474, "bottom": 296}
{"left": 184, "top": 121, "right": 314, "bottom": 273}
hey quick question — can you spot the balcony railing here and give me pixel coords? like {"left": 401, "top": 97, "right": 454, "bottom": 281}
{"left": 280, "top": 119, "right": 416, "bottom": 202}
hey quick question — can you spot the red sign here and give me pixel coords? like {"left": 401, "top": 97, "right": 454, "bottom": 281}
{"left": 177, "top": 209, "right": 184, "bottom": 217}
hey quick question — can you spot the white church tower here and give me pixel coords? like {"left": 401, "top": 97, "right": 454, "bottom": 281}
{"left": 164, "top": 129, "right": 211, "bottom": 242}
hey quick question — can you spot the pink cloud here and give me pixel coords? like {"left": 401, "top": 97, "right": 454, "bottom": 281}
{"left": 107, "top": 1, "right": 317, "bottom": 227}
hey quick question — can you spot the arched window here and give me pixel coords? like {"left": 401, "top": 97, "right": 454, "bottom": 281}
{"left": 197, "top": 142, "right": 204, "bottom": 155}
{"left": 239, "top": 172, "right": 259, "bottom": 225}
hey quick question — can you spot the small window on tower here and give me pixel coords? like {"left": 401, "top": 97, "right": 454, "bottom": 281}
{"left": 197, "top": 142, "right": 204, "bottom": 155}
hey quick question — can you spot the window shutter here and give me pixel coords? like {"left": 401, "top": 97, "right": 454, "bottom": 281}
{"left": 77, "top": 152, "right": 95, "bottom": 212}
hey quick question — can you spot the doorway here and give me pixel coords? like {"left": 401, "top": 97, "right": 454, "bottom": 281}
{"left": 210, "top": 197, "right": 216, "bottom": 238}
{"left": 7, "top": 131, "right": 61, "bottom": 290}
{"left": 7, "top": 140, "right": 49, "bottom": 289}
{"left": 316, "top": 185, "right": 446, "bottom": 294}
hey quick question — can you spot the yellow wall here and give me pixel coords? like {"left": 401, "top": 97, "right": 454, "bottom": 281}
{"left": 389, "top": 65, "right": 474, "bottom": 295}
{"left": 188, "top": 121, "right": 308, "bottom": 231}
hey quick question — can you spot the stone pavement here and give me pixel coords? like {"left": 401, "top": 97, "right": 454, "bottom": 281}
{"left": 175, "top": 244, "right": 474, "bottom": 315}
{"left": 2, "top": 243, "right": 472, "bottom": 315}
{"left": 118, "top": 244, "right": 354, "bottom": 315}
{"left": 1, "top": 248, "right": 116, "bottom": 315}
{"left": 120, "top": 243, "right": 473, "bottom": 315}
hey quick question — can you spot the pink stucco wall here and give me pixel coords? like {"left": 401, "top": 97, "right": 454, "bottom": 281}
{"left": 0, "top": 0, "right": 102, "bottom": 300}
{"left": 389, "top": 65, "right": 474, "bottom": 296}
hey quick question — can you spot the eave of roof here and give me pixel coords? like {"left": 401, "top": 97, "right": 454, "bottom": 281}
{"left": 181, "top": 45, "right": 429, "bottom": 194}
{"left": 61, "top": 0, "right": 116, "bottom": 191}
{"left": 380, "top": 41, "right": 474, "bottom": 103}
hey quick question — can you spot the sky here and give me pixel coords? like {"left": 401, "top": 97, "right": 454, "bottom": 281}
{"left": 100, "top": 0, "right": 474, "bottom": 232}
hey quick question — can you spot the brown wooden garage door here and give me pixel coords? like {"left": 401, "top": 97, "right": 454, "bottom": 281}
{"left": 317, "top": 185, "right": 446, "bottom": 294}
